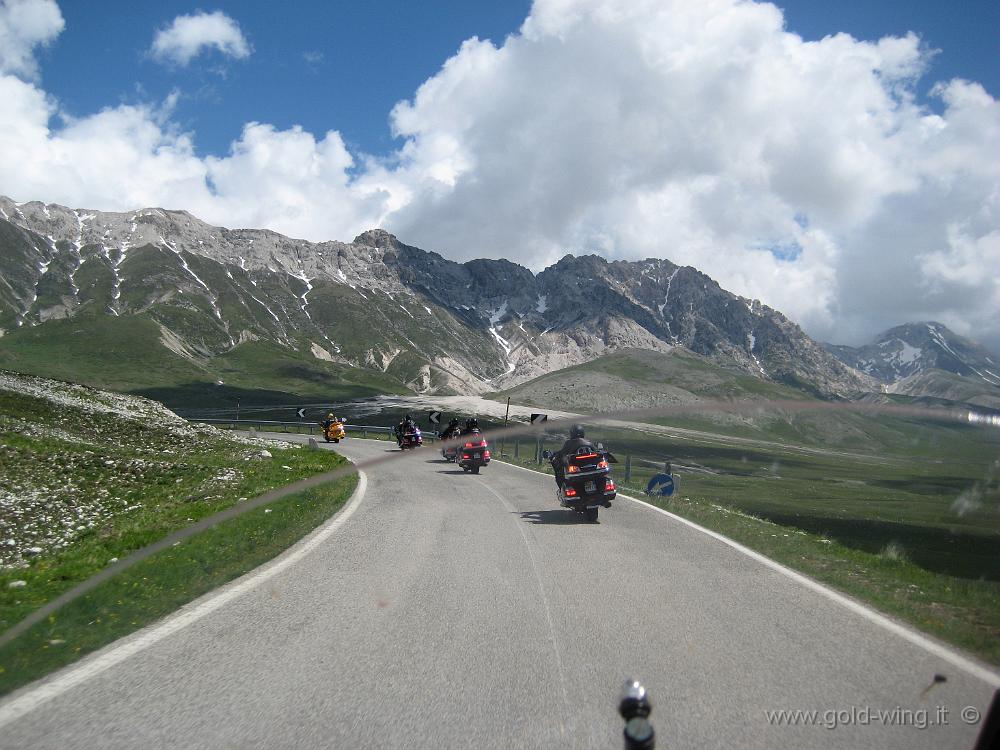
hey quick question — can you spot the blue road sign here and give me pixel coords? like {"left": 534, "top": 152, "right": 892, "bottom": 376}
{"left": 646, "top": 473, "right": 675, "bottom": 497}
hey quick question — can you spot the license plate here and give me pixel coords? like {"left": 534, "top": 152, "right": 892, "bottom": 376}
{"left": 474, "top": 452, "right": 481, "bottom": 458}
{"left": 585, "top": 481, "right": 596, "bottom": 492}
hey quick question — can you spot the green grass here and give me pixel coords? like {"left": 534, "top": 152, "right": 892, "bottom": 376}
{"left": 0, "top": 479, "right": 355, "bottom": 696}
{"left": 0, "top": 374, "right": 359, "bottom": 695}
{"left": 643, "top": 494, "right": 1000, "bottom": 664}
{"left": 0, "top": 314, "right": 410, "bottom": 412}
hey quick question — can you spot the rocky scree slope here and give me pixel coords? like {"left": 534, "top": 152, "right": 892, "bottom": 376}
{"left": 0, "top": 369, "right": 290, "bottom": 569}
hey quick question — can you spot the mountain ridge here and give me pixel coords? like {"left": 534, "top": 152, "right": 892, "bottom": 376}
{"left": 0, "top": 195, "right": 873, "bottom": 399}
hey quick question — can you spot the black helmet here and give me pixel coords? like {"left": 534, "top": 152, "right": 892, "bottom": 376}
{"left": 570, "top": 424, "right": 585, "bottom": 439}
{"left": 466, "top": 417, "right": 479, "bottom": 429}
{"left": 405, "top": 413, "right": 412, "bottom": 420}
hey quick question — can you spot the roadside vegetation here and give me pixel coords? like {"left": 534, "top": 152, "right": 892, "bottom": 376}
{"left": 0, "top": 371, "right": 357, "bottom": 696}
{"left": 0, "top": 311, "right": 410, "bottom": 413}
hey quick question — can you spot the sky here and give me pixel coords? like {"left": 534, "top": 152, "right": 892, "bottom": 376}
{"left": 0, "top": 0, "right": 998, "bottom": 350}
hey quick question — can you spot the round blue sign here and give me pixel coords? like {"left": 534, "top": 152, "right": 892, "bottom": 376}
{"left": 646, "top": 473, "right": 675, "bottom": 497}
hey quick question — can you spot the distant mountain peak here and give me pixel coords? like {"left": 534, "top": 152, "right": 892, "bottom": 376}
{"left": 353, "top": 229, "right": 400, "bottom": 249}
{"left": 826, "top": 321, "right": 1000, "bottom": 387}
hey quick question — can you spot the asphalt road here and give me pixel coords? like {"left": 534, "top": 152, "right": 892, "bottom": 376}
{"left": 1, "top": 436, "right": 997, "bottom": 749}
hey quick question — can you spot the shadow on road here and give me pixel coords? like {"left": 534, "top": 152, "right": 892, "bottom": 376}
{"left": 437, "top": 469, "right": 471, "bottom": 475}
{"left": 517, "top": 509, "right": 593, "bottom": 525}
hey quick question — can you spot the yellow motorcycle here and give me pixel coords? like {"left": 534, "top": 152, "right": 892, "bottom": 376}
{"left": 321, "top": 418, "right": 347, "bottom": 443}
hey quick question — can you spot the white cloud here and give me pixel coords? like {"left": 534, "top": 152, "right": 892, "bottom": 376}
{"left": 0, "top": 0, "right": 998, "bottom": 351}
{"left": 378, "top": 0, "right": 999, "bottom": 349}
{"left": 150, "top": 10, "right": 250, "bottom": 67}
{"left": 0, "top": 0, "right": 63, "bottom": 80}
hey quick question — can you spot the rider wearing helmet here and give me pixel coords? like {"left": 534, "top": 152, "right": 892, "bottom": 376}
{"left": 461, "top": 417, "right": 481, "bottom": 435}
{"left": 440, "top": 417, "right": 462, "bottom": 440}
{"left": 395, "top": 413, "right": 417, "bottom": 445}
{"left": 551, "top": 424, "right": 594, "bottom": 488}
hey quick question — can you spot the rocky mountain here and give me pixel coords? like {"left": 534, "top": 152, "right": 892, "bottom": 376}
{"left": 0, "top": 196, "right": 873, "bottom": 399}
{"left": 825, "top": 323, "right": 1000, "bottom": 387}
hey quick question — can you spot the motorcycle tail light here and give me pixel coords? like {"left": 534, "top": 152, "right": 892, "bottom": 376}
{"left": 462, "top": 453, "right": 471, "bottom": 459}
{"left": 464, "top": 442, "right": 474, "bottom": 448}
{"left": 484, "top": 450, "right": 491, "bottom": 458}
{"left": 597, "top": 460, "right": 608, "bottom": 469}
{"left": 567, "top": 465, "right": 580, "bottom": 473}
{"left": 564, "top": 487, "right": 578, "bottom": 497}
{"left": 605, "top": 479, "right": 615, "bottom": 490}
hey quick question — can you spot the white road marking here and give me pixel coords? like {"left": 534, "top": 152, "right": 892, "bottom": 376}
{"left": 0, "top": 471, "right": 367, "bottom": 729}
{"left": 493, "top": 459, "right": 1000, "bottom": 688}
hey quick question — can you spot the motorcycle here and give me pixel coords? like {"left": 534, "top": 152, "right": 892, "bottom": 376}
{"left": 321, "top": 419, "right": 347, "bottom": 443}
{"left": 544, "top": 444, "right": 617, "bottom": 522}
{"left": 457, "top": 434, "right": 490, "bottom": 474}
{"left": 399, "top": 426, "right": 423, "bottom": 450}
{"left": 439, "top": 426, "right": 463, "bottom": 461}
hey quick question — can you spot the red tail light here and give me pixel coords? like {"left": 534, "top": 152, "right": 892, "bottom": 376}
{"left": 564, "top": 487, "right": 578, "bottom": 497}
{"left": 605, "top": 479, "right": 615, "bottom": 490}
{"left": 576, "top": 452, "right": 598, "bottom": 459}
{"left": 462, "top": 453, "right": 471, "bottom": 459}
{"left": 484, "top": 450, "right": 491, "bottom": 458}
{"left": 597, "top": 460, "right": 608, "bottom": 469}
{"left": 464, "top": 442, "right": 474, "bottom": 448}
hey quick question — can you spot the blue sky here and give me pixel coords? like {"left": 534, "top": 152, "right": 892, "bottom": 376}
{"left": 2, "top": 0, "right": 998, "bottom": 348}
{"left": 42, "top": 1, "right": 533, "bottom": 157}
{"left": 39, "top": 0, "right": 999, "bottom": 160}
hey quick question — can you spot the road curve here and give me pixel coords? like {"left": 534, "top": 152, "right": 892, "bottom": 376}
{"left": 1, "top": 436, "right": 997, "bottom": 749}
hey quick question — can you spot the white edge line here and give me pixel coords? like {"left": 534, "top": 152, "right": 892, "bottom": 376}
{"left": 0, "top": 469, "right": 368, "bottom": 728}
{"left": 492, "top": 458, "right": 1000, "bottom": 688}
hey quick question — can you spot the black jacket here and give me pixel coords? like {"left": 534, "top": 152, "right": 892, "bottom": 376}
{"left": 552, "top": 437, "right": 595, "bottom": 467}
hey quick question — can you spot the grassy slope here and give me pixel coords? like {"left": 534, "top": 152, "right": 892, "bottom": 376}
{"left": 491, "top": 347, "right": 992, "bottom": 452}
{"left": 0, "top": 312, "right": 409, "bottom": 411}
{"left": 0, "top": 375, "right": 357, "bottom": 695}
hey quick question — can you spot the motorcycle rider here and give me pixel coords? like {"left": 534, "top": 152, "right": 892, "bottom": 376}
{"left": 321, "top": 412, "right": 337, "bottom": 430}
{"left": 440, "top": 417, "right": 461, "bottom": 440}
{"left": 550, "top": 424, "right": 594, "bottom": 488}
{"left": 461, "top": 417, "right": 481, "bottom": 436}
{"left": 395, "top": 413, "right": 417, "bottom": 446}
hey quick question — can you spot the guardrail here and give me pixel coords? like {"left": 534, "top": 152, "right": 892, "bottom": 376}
{"left": 189, "top": 418, "right": 437, "bottom": 442}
